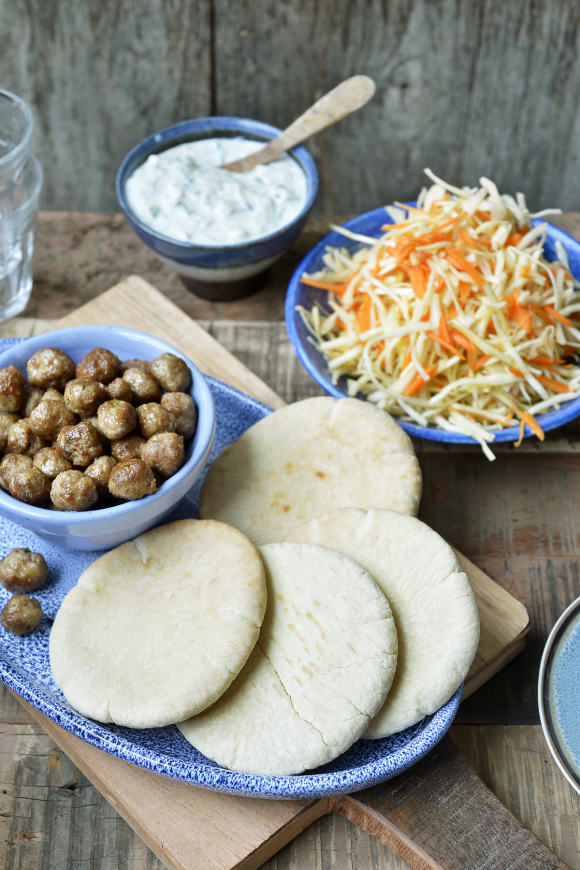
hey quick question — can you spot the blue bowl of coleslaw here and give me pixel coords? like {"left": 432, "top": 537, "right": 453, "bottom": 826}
{"left": 285, "top": 204, "right": 580, "bottom": 446}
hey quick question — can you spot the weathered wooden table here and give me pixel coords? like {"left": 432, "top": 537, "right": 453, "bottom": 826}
{"left": 1, "top": 212, "right": 580, "bottom": 870}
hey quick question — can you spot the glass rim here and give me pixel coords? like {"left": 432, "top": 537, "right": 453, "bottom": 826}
{"left": 0, "top": 153, "right": 43, "bottom": 226}
{"left": 0, "top": 89, "right": 34, "bottom": 169}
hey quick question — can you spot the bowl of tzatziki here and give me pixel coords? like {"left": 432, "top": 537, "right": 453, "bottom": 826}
{"left": 116, "top": 117, "right": 318, "bottom": 301}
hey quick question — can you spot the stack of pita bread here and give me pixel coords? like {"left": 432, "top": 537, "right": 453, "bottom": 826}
{"left": 50, "top": 397, "right": 479, "bottom": 776}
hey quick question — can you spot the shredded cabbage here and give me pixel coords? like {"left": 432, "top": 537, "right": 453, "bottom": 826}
{"left": 297, "top": 170, "right": 580, "bottom": 459}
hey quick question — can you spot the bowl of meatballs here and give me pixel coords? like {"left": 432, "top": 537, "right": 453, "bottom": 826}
{"left": 0, "top": 325, "right": 215, "bottom": 551}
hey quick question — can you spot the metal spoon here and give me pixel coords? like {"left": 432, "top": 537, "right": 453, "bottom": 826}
{"left": 220, "top": 75, "right": 376, "bottom": 173}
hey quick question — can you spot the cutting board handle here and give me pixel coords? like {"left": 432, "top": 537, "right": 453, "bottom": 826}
{"left": 329, "top": 734, "right": 570, "bottom": 870}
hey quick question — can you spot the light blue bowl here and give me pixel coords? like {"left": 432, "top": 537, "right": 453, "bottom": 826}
{"left": 0, "top": 327, "right": 215, "bottom": 551}
{"left": 0, "top": 354, "right": 461, "bottom": 799}
{"left": 116, "top": 117, "right": 319, "bottom": 295}
{"left": 285, "top": 205, "right": 580, "bottom": 444}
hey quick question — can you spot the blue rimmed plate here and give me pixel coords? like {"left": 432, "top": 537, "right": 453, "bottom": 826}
{"left": 539, "top": 595, "right": 580, "bottom": 795}
{"left": 285, "top": 205, "right": 580, "bottom": 444}
{"left": 0, "top": 338, "right": 460, "bottom": 799}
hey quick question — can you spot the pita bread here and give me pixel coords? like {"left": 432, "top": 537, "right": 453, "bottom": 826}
{"left": 178, "top": 542, "right": 398, "bottom": 775}
{"left": 199, "top": 397, "right": 421, "bottom": 546}
{"left": 284, "top": 509, "right": 479, "bottom": 737}
{"left": 49, "top": 519, "right": 267, "bottom": 729}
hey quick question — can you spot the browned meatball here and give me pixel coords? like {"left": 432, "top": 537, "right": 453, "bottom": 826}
{"left": 9, "top": 468, "right": 51, "bottom": 505}
{"left": 0, "top": 365, "right": 25, "bottom": 413}
{"left": 33, "top": 447, "right": 72, "bottom": 479}
{"left": 122, "top": 368, "right": 160, "bottom": 405}
{"left": 76, "top": 348, "right": 120, "bottom": 385}
{"left": 120, "top": 358, "right": 150, "bottom": 374}
{"left": 105, "top": 377, "right": 133, "bottom": 402}
{"left": 97, "top": 400, "right": 137, "bottom": 440}
{"left": 29, "top": 400, "right": 78, "bottom": 441}
{"left": 108, "top": 459, "right": 156, "bottom": 500}
{"left": 42, "top": 388, "right": 64, "bottom": 403}
{"left": 111, "top": 433, "right": 145, "bottom": 462}
{"left": 150, "top": 353, "right": 191, "bottom": 392}
{"left": 20, "top": 386, "right": 44, "bottom": 418}
{"left": 51, "top": 470, "right": 98, "bottom": 511}
{"left": 136, "top": 403, "right": 177, "bottom": 440}
{"left": 142, "top": 432, "right": 185, "bottom": 479}
{"left": 64, "top": 379, "right": 107, "bottom": 417}
{"left": 161, "top": 393, "right": 198, "bottom": 439}
{"left": 1, "top": 595, "right": 43, "bottom": 636}
{"left": 27, "top": 348, "right": 76, "bottom": 391}
{"left": 0, "top": 454, "right": 33, "bottom": 491}
{"left": 7, "top": 419, "right": 49, "bottom": 457}
{"left": 85, "top": 455, "right": 117, "bottom": 497}
{"left": 0, "top": 413, "right": 20, "bottom": 452}
{"left": 0, "top": 548, "right": 48, "bottom": 594}
{"left": 56, "top": 421, "right": 103, "bottom": 467}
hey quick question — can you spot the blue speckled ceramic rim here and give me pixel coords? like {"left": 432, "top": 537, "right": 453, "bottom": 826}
{"left": 115, "top": 116, "right": 319, "bottom": 267}
{"left": 285, "top": 204, "right": 580, "bottom": 445}
{"left": 0, "top": 371, "right": 462, "bottom": 799}
{"left": 538, "top": 594, "right": 580, "bottom": 795}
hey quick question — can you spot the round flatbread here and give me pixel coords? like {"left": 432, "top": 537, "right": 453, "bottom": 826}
{"left": 284, "top": 509, "right": 480, "bottom": 738}
{"left": 199, "top": 397, "right": 421, "bottom": 546}
{"left": 178, "top": 542, "right": 398, "bottom": 775}
{"left": 49, "top": 519, "right": 267, "bottom": 729}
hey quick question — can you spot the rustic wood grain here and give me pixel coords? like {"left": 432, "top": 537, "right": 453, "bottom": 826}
{"left": 6, "top": 2, "right": 580, "bottom": 213}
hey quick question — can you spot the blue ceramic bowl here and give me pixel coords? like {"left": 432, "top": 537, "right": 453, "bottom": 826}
{"left": 0, "top": 358, "right": 461, "bottom": 799}
{"left": 539, "top": 595, "right": 580, "bottom": 796}
{"left": 116, "top": 117, "right": 319, "bottom": 290}
{"left": 0, "top": 327, "right": 215, "bottom": 551}
{"left": 286, "top": 205, "right": 580, "bottom": 444}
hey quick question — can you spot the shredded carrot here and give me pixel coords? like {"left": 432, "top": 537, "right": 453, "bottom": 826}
{"left": 408, "top": 265, "right": 427, "bottom": 298}
{"left": 543, "top": 305, "right": 575, "bottom": 327}
{"left": 357, "top": 294, "right": 372, "bottom": 334}
{"left": 473, "top": 354, "right": 492, "bottom": 372}
{"left": 515, "top": 409, "right": 545, "bottom": 441}
{"left": 426, "top": 331, "right": 465, "bottom": 358}
{"left": 405, "top": 365, "right": 437, "bottom": 396}
{"left": 450, "top": 330, "right": 476, "bottom": 354}
{"left": 445, "top": 249, "right": 486, "bottom": 288}
{"left": 300, "top": 277, "right": 348, "bottom": 295}
{"left": 515, "top": 419, "right": 525, "bottom": 447}
{"left": 536, "top": 375, "right": 571, "bottom": 394}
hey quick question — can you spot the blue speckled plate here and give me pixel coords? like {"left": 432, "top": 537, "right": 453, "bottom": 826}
{"left": 285, "top": 204, "right": 580, "bottom": 445}
{"left": 539, "top": 595, "right": 580, "bottom": 794}
{"left": 0, "top": 339, "right": 460, "bottom": 799}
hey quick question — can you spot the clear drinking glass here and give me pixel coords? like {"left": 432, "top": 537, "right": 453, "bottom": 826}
{"left": 0, "top": 153, "right": 43, "bottom": 322}
{"left": 0, "top": 90, "right": 33, "bottom": 189}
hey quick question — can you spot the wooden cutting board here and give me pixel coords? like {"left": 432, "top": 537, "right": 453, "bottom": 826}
{"left": 11, "top": 274, "right": 564, "bottom": 870}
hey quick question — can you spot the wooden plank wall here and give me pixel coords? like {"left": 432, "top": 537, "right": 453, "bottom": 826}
{"left": 3, "top": 0, "right": 580, "bottom": 215}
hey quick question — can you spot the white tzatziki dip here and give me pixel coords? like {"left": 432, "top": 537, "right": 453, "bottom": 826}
{"left": 125, "top": 137, "right": 308, "bottom": 246}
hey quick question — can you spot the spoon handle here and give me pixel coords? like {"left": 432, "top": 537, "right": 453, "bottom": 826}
{"left": 222, "top": 75, "right": 376, "bottom": 173}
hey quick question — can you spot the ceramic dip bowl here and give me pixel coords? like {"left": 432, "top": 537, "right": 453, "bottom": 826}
{"left": 0, "top": 326, "right": 216, "bottom": 551}
{"left": 116, "top": 117, "right": 319, "bottom": 302}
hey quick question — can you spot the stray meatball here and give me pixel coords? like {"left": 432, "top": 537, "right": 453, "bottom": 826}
{"left": 85, "top": 455, "right": 117, "bottom": 497}
{"left": 29, "top": 400, "right": 78, "bottom": 441}
{"left": 33, "top": 447, "right": 72, "bottom": 479}
{"left": 0, "top": 454, "right": 33, "bottom": 491}
{"left": 150, "top": 353, "right": 191, "bottom": 393}
{"left": 27, "top": 348, "right": 76, "bottom": 391}
{"left": 76, "top": 347, "right": 120, "bottom": 385}
{"left": 20, "top": 386, "right": 44, "bottom": 418}
{"left": 122, "top": 368, "right": 160, "bottom": 405}
{"left": 9, "top": 467, "right": 51, "bottom": 505}
{"left": 0, "top": 548, "right": 48, "bottom": 594}
{"left": 7, "top": 419, "right": 49, "bottom": 457}
{"left": 137, "top": 403, "right": 177, "bottom": 440}
{"left": 1, "top": 595, "right": 43, "bottom": 636}
{"left": 108, "top": 458, "right": 156, "bottom": 500}
{"left": 161, "top": 393, "right": 198, "bottom": 439}
{"left": 120, "top": 358, "right": 150, "bottom": 374}
{"left": 42, "top": 388, "right": 64, "bottom": 403}
{"left": 105, "top": 377, "right": 133, "bottom": 402}
{"left": 111, "top": 433, "right": 145, "bottom": 462}
{"left": 56, "top": 421, "right": 103, "bottom": 467}
{"left": 97, "top": 400, "right": 137, "bottom": 440}
{"left": 51, "top": 470, "right": 98, "bottom": 511}
{"left": 64, "top": 379, "right": 107, "bottom": 417}
{"left": 0, "top": 413, "right": 20, "bottom": 452}
{"left": 142, "top": 432, "right": 185, "bottom": 478}
{"left": 0, "top": 365, "right": 25, "bottom": 413}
